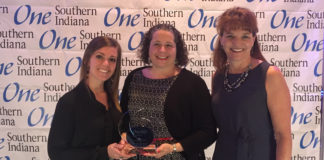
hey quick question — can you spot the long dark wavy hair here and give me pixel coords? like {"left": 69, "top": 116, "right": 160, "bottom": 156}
{"left": 138, "top": 24, "right": 189, "bottom": 67}
{"left": 80, "top": 36, "right": 122, "bottom": 111}
{"left": 213, "top": 7, "right": 266, "bottom": 73}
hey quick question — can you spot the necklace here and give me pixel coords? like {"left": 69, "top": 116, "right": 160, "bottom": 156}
{"left": 223, "top": 65, "right": 251, "bottom": 92}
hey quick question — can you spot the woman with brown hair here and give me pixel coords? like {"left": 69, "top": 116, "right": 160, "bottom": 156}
{"left": 120, "top": 24, "right": 216, "bottom": 159}
{"left": 211, "top": 7, "right": 292, "bottom": 160}
{"left": 48, "top": 36, "right": 135, "bottom": 160}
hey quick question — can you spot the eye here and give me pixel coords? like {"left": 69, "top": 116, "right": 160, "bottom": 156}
{"left": 225, "top": 34, "right": 234, "bottom": 39}
{"left": 153, "top": 42, "right": 161, "bottom": 47}
{"left": 108, "top": 57, "right": 117, "bottom": 63}
{"left": 165, "top": 43, "right": 174, "bottom": 48}
{"left": 95, "top": 54, "right": 104, "bottom": 59}
{"left": 242, "top": 35, "right": 251, "bottom": 39}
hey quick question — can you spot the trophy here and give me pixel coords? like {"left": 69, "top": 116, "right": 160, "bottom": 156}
{"left": 118, "top": 109, "right": 156, "bottom": 154}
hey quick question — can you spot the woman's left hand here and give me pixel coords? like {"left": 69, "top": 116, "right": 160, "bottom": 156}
{"left": 142, "top": 143, "right": 173, "bottom": 159}
{"left": 107, "top": 143, "right": 136, "bottom": 159}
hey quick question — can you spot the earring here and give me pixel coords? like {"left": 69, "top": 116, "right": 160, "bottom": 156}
{"left": 225, "top": 60, "right": 230, "bottom": 67}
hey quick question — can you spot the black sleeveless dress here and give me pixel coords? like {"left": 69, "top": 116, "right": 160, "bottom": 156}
{"left": 211, "top": 61, "right": 276, "bottom": 160}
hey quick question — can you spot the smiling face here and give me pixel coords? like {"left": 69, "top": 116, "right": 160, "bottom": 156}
{"left": 88, "top": 46, "right": 118, "bottom": 83}
{"left": 148, "top": 29, "right": 177, "bottom": 70}
{"left": 220, "top": 29, "right": 255, "bottom": 63}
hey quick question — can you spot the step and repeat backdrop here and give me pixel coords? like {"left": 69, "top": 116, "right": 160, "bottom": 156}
{"left": 0, "top": 0, "right": 323, "bottom": 159}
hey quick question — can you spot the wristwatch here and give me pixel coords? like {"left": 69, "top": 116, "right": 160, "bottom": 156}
{"left": 172, "top": 144, "right": 177, "bottom": 152}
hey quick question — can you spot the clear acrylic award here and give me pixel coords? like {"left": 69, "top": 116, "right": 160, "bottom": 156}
{"left": 118, "top": 109, "right": 156, "bottom": 154}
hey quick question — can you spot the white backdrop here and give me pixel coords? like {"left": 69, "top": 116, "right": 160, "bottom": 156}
{"left": 0, "top": 0, "right": 323, "bottom": 159}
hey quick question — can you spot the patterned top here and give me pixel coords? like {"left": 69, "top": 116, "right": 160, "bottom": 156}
{"left": 127, "top": 70, "right": 184, "bottom": 160}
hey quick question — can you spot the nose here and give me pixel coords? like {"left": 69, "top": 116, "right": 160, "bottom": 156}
{"left": 102, "top": 59, "right": 110, "bottom": 66}
{"left": 159, "top": 45, "right": 167, "bottom": 52}
{"left": 232, "top": 38, "right": 241, "bottom": 46}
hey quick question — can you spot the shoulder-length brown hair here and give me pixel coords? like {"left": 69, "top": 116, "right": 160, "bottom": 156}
{"left": 138, "top": 24, "right": 188, "bottom": 67}
{"left": 213, "top": 7, "right": 266, "bottom": 73}
{"left": 80, "top": 36, "right": 122, "bottom": 111}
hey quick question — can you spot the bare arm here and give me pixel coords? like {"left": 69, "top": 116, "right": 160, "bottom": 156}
{"left": 265, "top": 66, "right": 292, "bottom": 160}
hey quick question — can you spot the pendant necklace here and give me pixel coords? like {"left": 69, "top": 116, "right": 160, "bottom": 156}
{"left": 223, "top": 64, "right": 251, "bottom": 92}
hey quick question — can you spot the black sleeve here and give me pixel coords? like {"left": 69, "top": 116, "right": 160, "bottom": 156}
{"left": 119, "top": 69, "right": 140, "bottom": 135}
{"left": 47, "top": 97, "right": 109, "bottom": 160}
{"left": 120, "top": 72, "right": 132, "bottom": 114}
{"left": 179, "top": 75, "right": 217, "bottom": 153}
{"left": 120, "top": 68, "right": 140, "bottom": 113}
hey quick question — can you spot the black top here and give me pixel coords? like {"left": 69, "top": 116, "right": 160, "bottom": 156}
{"left": 48, "top": 81, "right": 122, "bottom": 160}
{"left": 212, "top": 61, "right": 275, "bottom": 160}
{"left": 121, "top": 67, "right": 217, "bottom": 160}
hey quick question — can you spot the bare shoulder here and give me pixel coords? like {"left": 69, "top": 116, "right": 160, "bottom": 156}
{"left": 266, "top": 65, "right": 284, "bottom": 81}
{"left": 267, "top": 65, "right": 281, "bottom": 75}
{"left": 266, "top": 65, "right": 288, "bottom": 91}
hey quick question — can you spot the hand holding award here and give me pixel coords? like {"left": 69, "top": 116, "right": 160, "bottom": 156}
{"left": 118, "top": 109, "right": 156, "bottom": 154}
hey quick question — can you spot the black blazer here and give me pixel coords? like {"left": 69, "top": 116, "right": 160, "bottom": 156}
{"left": 48, "top": 81, "right": 121, "bottom": 160}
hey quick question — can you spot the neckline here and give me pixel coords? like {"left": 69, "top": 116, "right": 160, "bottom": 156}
{"left": 140, "top": 66, "right": 183, "bottom": 80}
{"left": 85, "top": 83, "right": 111, "bottom": 111}
{"left": 228, "top": 61, "right": 265, "bottom": 76}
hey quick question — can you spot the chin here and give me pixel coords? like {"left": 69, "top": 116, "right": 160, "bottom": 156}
{"left": 99, "top": 76, "right": 112, "bottom": 82}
